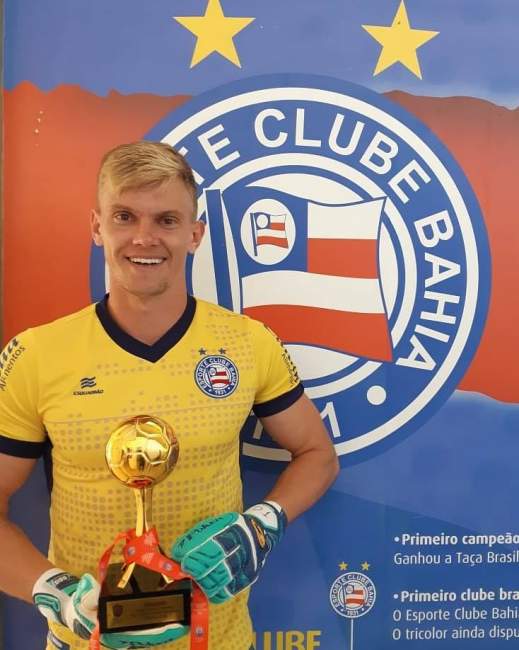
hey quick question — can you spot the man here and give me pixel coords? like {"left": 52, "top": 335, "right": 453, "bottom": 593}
{"left": 0, "top": 142, "right": 339, "bottom": 650}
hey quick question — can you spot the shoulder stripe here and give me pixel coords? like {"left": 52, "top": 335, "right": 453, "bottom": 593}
{"left": 253, "top": 383, "right": 304, "bottom": 418}
{"left": 0, "top": 435, "right": 46, "bottom": 458}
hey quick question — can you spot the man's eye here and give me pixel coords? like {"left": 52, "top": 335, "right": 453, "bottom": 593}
{"left": 114, "top": 212, "right": 132, "bottom": 222}
{"left": 161, "top": 216, "right": 177, "bottom": 226}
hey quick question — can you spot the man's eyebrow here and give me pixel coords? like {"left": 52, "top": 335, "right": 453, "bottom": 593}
{"left": 109, "top": 203, "right": 134, "bottom": 211}
{"left": 108, "top": 205, "right": 183, "bottom": 218}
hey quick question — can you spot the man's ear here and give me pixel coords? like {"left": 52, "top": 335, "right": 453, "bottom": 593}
{"left": 91, "top": 210, "right": 103, "bottom": 246}
{"left": 188, "top": 220, "right": 206, "bottom": 254}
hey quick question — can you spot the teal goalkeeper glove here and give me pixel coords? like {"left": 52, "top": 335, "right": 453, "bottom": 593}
{"left": 32, "top": 568, "right": 188, "bottom": 649}
{"left": 171, "top": 501, "right": 287, "bottom": 604}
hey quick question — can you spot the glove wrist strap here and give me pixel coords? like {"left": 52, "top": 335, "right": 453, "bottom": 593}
{"left": 245, "top": 501, "right": 288, "bottom": 541}
{"left": 32, "top": 567, "right": 70, "bottom": 600}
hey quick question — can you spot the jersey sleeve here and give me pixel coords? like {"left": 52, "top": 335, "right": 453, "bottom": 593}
{"left": 0, "top": 330, "right": 46, "bottom": 457}
{"left": 249, "top": 319, "right": 304, "bottom": 417}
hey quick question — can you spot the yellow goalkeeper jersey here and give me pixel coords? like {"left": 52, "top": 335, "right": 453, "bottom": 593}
{"left": 0, "top": 296, "right": 303, "bottom": 650}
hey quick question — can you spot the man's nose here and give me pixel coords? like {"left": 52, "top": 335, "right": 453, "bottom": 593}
{"left": 132, "top": 221, "right": 159, "bottom": 246}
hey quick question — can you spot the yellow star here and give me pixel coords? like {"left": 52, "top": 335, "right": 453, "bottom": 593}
{"left": 339, "top": 561, "right": 348, "bottom": 571}
{"left": 174, "top": 0, "right": 254, "bottom": 68}
{"left": 361, "top": 561, "right": 370, "bottom": 571}
{"left": 362, "top": 1, "right": 438, "bottom": 79}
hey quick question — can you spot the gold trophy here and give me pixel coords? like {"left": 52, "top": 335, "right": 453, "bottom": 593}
{"left": 97, "top": 415, "right": 192, "bottom": 633}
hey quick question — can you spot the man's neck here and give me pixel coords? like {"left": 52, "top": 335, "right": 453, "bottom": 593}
{"left": 106, "top": 289, "right": 188, "bottom": 346}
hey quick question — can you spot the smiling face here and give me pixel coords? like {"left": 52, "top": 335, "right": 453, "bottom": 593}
{"left": 91, "top": 177, "right": 204, "bottom": 300}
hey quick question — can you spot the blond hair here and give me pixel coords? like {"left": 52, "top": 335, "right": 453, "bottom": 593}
{"left": 97, "top": 141, "right": 197, "bottom": 213}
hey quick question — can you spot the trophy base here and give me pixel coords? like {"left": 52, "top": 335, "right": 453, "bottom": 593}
{"left": 98, "top": 563, "right": 192, "bottom": 633}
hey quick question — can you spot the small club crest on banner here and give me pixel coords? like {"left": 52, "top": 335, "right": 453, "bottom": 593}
{"left": 330, "top": 562, "right": 376, "bottom": 649}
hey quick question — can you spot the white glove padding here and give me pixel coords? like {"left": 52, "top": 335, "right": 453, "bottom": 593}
{"left": 33, "top": 568, "right": 188, "bottom": 649}
{"left": 33, "top": 569, "right": 97, "bottom": 640}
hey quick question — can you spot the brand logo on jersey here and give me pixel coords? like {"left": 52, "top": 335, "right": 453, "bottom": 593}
{"left": 0, "top": 337, "right": 26, "bottom": 391}
{"left": 73, "top": 376, "right": 104, "bottom": 396}
{"left": 195, "top": 355, "right": 239, "bottom": 398}
{"left": 89, "top": 75, "right": 490, "bottom": 465}
{"left": 329, "top": 571, "right": 376, "bottom": 619}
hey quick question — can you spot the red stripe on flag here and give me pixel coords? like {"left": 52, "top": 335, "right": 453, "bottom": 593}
{"left": 211, "top": 372, "right": 229, "bottom": 385}
{"left": 308, "top": 239, "right": 378, "bottom": 278}
{"left": 268, "top": 223, "right": 286, "bottom": 231}
{"left": 244, "top": 305, "right": 393, "bottom": 361}
{"left": 256, "top": 236, "right": 289, "bottom": 248}
{"left": 345, "top": 588, "right": 365, "bottom": 606}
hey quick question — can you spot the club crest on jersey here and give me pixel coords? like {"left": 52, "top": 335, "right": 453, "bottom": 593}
{"left": 87, "top": 74, "right": 492, "bottom": 465}
{"left": 195, "top": 355, "right": 239, "bottom": 398}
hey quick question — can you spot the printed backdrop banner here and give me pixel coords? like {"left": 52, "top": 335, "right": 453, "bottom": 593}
{"left": 3, "top": 1, "right": 519, "bottom": 648}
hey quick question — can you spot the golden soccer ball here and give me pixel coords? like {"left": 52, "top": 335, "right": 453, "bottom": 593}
{"left": 106, "top": 415, "right": 179, "bottom": 489}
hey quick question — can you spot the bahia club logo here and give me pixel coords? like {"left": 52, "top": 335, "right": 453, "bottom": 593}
{"left": 90, "top": 74, "right": 490, "bottom": 466}
{"left": 195, "top": 355, "right": 239, "bottom": 398}
{"left": 330, "top": 571, "right": 376, "bottom": 619}
{"left": 329, "top": 568, "right": 376, "bottom": 649}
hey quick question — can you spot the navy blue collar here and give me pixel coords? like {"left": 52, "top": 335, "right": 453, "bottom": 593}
{"left": 95, "top": 294, "right": 196, "bottom": 362}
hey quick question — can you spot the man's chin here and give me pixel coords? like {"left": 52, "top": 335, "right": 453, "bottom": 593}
{"left": 122, "top": 282, "right": 171, "bottom": 299}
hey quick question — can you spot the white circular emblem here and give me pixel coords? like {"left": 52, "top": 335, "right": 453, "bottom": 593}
{"left": 195, "top": 355, "right": 239, "bottom": 398}
{"left": 329, "top": 572, "right": 376, "bottom": 619}
{"left": 94, "top": 74, "right": 490, "bottom": 466}
{"left": 240, "top": 198, "right": 296, "bottom": 264}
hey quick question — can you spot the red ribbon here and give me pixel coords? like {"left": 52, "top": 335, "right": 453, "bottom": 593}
{"left": 89, "top": 528, "right": 209, "bottom": 650}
